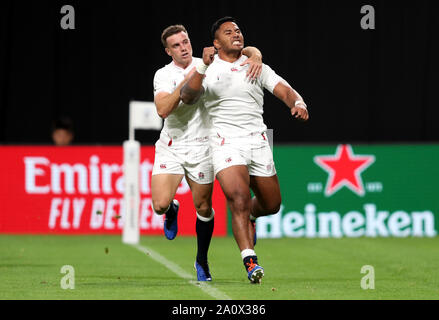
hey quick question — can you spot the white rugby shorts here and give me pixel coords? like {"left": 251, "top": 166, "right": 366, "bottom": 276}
{"left": 210, "top": 132, "right": 277, "bottom": 177}
{"left": 152, "top": 134, "right": 214, "bottom": 184}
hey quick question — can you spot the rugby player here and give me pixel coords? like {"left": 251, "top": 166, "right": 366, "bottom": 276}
{"left": 152, "top": 24, "right": 263, "bottom": 281}
{"left": 180, "top": 17, "right": 309, "bottom": 283}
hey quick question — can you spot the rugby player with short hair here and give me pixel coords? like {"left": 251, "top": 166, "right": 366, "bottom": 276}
{"left": 180, "top": 17, "right": 309, "bottom": 283}
{"left": 152, "top": 24, "right": 264, "bottom": 281}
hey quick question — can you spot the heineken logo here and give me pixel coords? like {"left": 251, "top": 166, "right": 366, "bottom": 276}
{"left": 257, "top": 204, "right": 437, "bottom": 238}
{"left": 313, "top": 144, "right": 376, "bottom": 197}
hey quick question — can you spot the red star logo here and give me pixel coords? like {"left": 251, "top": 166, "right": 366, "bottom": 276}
{"left": 314, "top": 145, "right": 375, "bottom": 197}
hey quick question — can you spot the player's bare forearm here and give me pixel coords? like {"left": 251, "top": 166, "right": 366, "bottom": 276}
{"left": 155, "top": 67, "right": 196, "bottom": 118}
{"left": 273, "top": 82, "right": 309, "bottom": 121}
{"left": 180, "top": 72, "right": 205, "bottom": 105}
{"left": 242, "top": 46, "right": 262, "bottom": 60}
{"left": 154, "top": 89, "right": 182, "bottom": 119}
{"left": 181, "top": 46, "right": 214, "bottom": 104}
{"left": 275, "top": 85, "right": 304, "bottom": 108}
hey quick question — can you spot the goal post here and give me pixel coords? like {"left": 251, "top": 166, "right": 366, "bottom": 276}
{"left": 122, "top": 101, "right": 162, "bottom": 244}
{"left": 122, "top": 140, "right": 140, "bottom": 244}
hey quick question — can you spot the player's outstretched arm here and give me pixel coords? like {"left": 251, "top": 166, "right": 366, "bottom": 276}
{"left": 181, "top": 47, "right": 215, "bottom": 105}
{"left": 273, "top": 82, "right": 309, "bottom": 122}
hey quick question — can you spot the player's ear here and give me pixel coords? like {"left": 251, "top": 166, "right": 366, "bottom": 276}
{"left": 165, "top": 47, "right": 172, "bottom": 57}
{"left": 213, "top": 39, "right": 220, "bottom": 52}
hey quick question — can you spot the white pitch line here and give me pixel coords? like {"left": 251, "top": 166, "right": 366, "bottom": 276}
{"left": 131, "top": 243, "right": 232, "bottom": 300}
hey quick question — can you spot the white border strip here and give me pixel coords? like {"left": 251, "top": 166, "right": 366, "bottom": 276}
{"left": 131, "top": 244, "right": 232, "bottom": 300}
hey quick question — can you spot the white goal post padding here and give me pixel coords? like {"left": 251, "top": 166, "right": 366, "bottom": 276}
{"left": 123, "top": 101, "right": 163, "bottom": 244}
{"left": 122, "top": 140, "right": 141, "bottom": 244}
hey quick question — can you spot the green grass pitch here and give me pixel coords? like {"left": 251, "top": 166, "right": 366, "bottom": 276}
{"left": 0, "top": 235, "right": 438, "bottom": 300}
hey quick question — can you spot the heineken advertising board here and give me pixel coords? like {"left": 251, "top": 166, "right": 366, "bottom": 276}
{"left": 254, "top": 144, "right": 439, "bottom": 238}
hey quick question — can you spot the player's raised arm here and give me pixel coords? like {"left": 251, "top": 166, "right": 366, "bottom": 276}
{"left": 180, "top": 46, "right": 215, "bottom": 105}
{"left": 273, "top": 81, "right": 309, "bottom": 122}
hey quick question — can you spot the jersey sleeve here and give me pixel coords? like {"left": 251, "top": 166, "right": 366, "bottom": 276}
{"left": 259, "top": 64, "right": 283, "bottom": 94}
{"left": 153, "top": 69, "right": 174, "bottom": 97}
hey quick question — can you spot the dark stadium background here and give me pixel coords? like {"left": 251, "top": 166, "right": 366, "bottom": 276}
{"left": 1, "top": 0, "right": 438, "bottom": 145}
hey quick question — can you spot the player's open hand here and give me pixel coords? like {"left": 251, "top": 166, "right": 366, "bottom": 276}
{"left": 291, "top": 106, "right": 309, "bottom": 122}
{"left": 241, "top": 55, "right": 262, "bottom": 81}
{"left": 202, "top": 47, "right": 216, "bottom": 66}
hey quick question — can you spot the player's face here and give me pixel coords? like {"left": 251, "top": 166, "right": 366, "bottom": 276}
{"left": 165, "top": 31, "right": 193, "bottom": 68}
{"left": 214, "top": 22, "right": 244, "bottom": 54}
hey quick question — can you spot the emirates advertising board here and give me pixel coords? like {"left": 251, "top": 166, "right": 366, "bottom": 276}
{"left": 256, "top": 144, "right": 439, "bottom": 238}
{"left": 0, "top": 146, "right": 227, "bottom": 236}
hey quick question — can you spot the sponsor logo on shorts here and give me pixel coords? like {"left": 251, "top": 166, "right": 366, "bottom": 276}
{"left": 226, "top": 158, "right": 232, "bottom": 163}
{"left": 198, "top": 172, "right": 205, "bottom": 179}
{"left": 160, "top": 164, "right": 167, "bottom": 169}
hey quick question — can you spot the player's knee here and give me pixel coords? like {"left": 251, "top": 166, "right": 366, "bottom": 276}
{"left": 260, "top": 196, "right": 282, "bottom": 216}
{"left": 265, "top": 202, "right": 281, "bottom": 216}
{"left": 152, "top": 199, "right": 171, "bottom": 215}
{"left": 195, "top": 201, "right": 212, "bottom": 218}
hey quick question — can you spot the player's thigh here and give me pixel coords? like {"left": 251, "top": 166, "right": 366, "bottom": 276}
{"left": 151, "top": 174, "right": 184, "bottom": 211}
{"left": 216, "top": 165, "right": 251, "bottom": 211}
{"left": 250, "top": 174, "right": 282, "bottom": 213}
{"left": 186, "top": 176, "right": 214, "bottom": 216}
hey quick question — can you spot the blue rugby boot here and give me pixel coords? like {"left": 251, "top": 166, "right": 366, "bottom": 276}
{"left": 246, "top": 258, "right": 264, "bottom": 284}
{"left": 164, "top": 199, "right": 179, "bottom": 240}
{"left": 194, "top": 261, "right": 212, "bottom": 281}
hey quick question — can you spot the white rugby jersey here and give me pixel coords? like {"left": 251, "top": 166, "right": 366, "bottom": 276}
{"left": 153, "top": 57, "right": 211, "bottom": 145}
{"left": 201, "top": 55, "right": 283, "bottom": 137}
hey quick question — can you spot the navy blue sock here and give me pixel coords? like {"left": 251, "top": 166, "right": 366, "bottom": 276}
{"left": 196, "top": 216, "right": 214, "bottom": 266}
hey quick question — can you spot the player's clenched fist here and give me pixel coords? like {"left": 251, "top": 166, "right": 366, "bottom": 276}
{"left": 202, "top": 47, "right": 216, "bottom": 65}
{"left": 291, "top": 106, "right": 309, "bottom": 122}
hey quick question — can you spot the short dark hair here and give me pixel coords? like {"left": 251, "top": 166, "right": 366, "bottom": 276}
{"left": 53, "top": 116, "right": 74, "bottom": 133}
{"left": 161, "top": 24, "right": 188, "bottom": 48}
{"left": 211, "top": 16, "right": 238, "bottom": 40}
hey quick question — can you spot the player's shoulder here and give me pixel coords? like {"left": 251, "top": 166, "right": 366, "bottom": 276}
{"left": 261, "top": 62, "right": 275, "bottom": 75}
{"left": 154, "top": 62, "right": 174, "bottom": 78}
